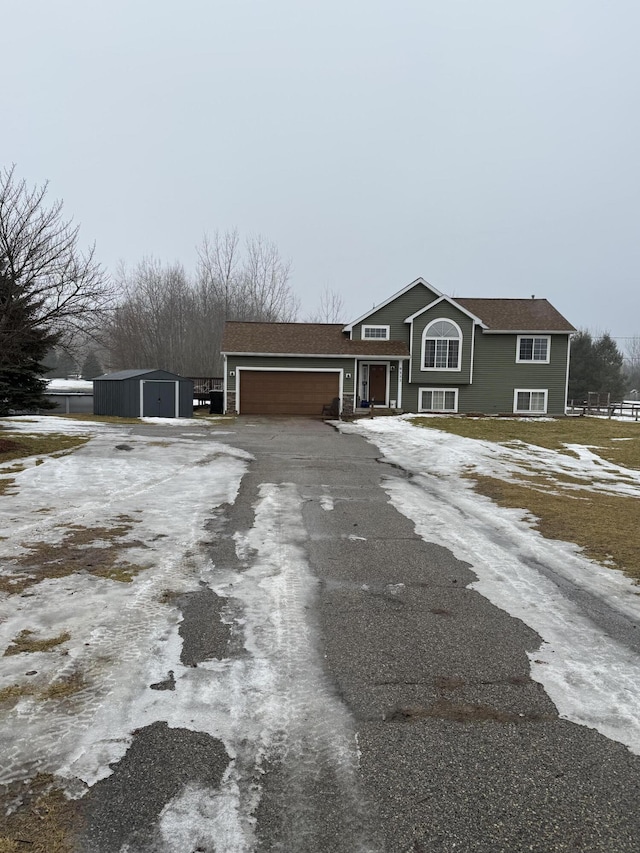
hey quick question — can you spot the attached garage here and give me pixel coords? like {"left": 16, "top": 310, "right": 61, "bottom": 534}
{"left": 238, "top": 370, "right": 340, "bottom": 416}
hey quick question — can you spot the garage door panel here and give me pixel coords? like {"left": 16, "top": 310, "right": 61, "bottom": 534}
{"left": 240, "top": 371, "right": 339, "bottom": 415}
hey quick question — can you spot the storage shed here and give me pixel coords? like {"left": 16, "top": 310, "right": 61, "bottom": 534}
{"left": 93, "top": 369, "right": 194, "bottom": 418}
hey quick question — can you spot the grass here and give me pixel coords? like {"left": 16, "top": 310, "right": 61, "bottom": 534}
{"left": 0, "top": 432, "right": 90, "bottom": 465}
{"left": 0, "top": 522, "right": 148, "bottom": 595}
{"left": 410, "top": 416, "right": 640, "bottom": 582}
{"left": 55, "top": 413, "right": 141, "bottom": 424}
{"left": 0, "top": 774, "right": 81, "bottom": 853}
{"left": 410, "top": 415, "right": 640, "bottom": 468}
{"left": 0, "top": 671, "right": 85, "bottom": 707}
{"left": 3, "top": 630, "right": 71, "bottom": 657}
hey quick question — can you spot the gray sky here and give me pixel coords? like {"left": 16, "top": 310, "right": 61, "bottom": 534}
{"left": 4, "top": 0, "right": 639, "bottom": 341}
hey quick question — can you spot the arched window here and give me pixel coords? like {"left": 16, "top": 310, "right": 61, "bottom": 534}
{"left": 422, "top": 319, "right": 462, "bottom": 370}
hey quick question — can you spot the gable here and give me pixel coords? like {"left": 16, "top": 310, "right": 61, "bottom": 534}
{"left": 343, "top": 278, "right": 442, "bottom": 335}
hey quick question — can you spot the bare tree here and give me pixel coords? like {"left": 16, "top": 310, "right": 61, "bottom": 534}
{"left": 106, "top": 232, "right": 298, "bottom": 377}
{"left": 624, "top": 336, "right": 640, "bottom": 394}
{"left": 0, "top": 165, "right": 111, "bottom": 345}
{"left": 306, "top": 286, "right": 345, "bottom": 323}
{"left": 240, "top": 235, "right": 298, "bottom": 321}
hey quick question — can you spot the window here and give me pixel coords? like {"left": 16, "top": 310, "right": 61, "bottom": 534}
{"left": 419, "top": 388, "right": 458, "bottom": 412}
{"left": 514, "top": 389, "right": 548, "bottom": 414}
{"left": 422, "top": 319, "right": 462, "bottom": 371}
{"left": 517, "top": 335, "right": 550, "bottom": 363}
{"left": 362, "top": 325, "right": 389, "bottom": 340}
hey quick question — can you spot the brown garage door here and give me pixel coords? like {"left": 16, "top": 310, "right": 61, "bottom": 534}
{"left": 239, "top": 370, "right": 339, "bottom": 416}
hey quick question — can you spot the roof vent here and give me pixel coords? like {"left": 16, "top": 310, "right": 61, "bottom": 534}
{"left": 531, "top": 294, "right": 535, "bottom": 299}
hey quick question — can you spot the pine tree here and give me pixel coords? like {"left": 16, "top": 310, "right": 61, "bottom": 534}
{"left": 0, "top": 258, "right": 59, "bottom": 414}
{"left": 81, "top": 351, "right": 103, "bottom": 380}
{"left": 568, "top": 329, "right": 625, "bottom": 403}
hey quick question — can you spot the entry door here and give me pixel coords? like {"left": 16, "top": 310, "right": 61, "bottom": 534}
{"left": 143, "top": 381, "right": 176, "bottom": 417}
{"left": 368, "top": 365, "right": 387, "bottom": 405}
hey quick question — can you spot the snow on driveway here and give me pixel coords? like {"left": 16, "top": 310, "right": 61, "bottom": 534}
{"left": 337, "top": 416, "right": 640, "bottom": 755}
{"left": 0, "top": 417, "right": 250, "bottom": 793}
{"left": 1, "top": 417, "right": 366, "bottom": 852}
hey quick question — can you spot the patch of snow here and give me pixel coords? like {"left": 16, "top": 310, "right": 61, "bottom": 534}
{"left": 337, "top": 416, "right": 640, "bottom": 754}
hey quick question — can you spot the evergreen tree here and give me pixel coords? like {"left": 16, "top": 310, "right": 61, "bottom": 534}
{"left": 568, "top": 329, "right": 625, "bottom": 403}
{"left": 567, "top": 330, "right": 594, "bottom": 402}
{"left": 81, "top": 350, "right": 103, "bottom": 380}
{"left": 593, "top": 332, "right": 625, "bottom": 400}
{"left": 0, "top": 258, "right": 59, "bottom": 414}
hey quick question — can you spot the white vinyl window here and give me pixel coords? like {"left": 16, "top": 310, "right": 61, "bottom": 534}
{"left": 362, "top": 325, "right": 390, "bottom": 340}
{"left": 516, "top": 335, "right": 550, "bottom": 363}
{"left": 514, "top": 389, "right": 548, "bottom": 414}
{"left": 422, "top": 319, "right": 462, "bottom": 371}
{"left": 419, "top": 388, "right": 458, "bottom": 412}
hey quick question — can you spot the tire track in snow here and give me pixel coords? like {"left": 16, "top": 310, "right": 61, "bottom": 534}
{"left": 206, "top": 483, "right": 379, "bottom": 853}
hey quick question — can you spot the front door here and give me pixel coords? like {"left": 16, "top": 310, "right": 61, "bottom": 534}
{"left": 368, "top": 365, "right": 387, "bottom": 406}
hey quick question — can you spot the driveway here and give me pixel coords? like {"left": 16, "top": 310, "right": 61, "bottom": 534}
{"left": 2, "top": 415, "right": 640, "bottom": 852}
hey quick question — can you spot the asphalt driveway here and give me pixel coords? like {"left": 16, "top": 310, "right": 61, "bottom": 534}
{"left": 3, "top": 414, "right": 640, "bottom": 852}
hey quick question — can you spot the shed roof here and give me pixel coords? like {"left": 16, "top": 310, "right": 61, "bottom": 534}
{"left": 94, "top": 369, "right": 189, "bottom": 381}
{"left": 221, "top": 322, "right": 410, "bottom": 357}
{"left": 455, "top": 298, "right": 575, "bottom": 332}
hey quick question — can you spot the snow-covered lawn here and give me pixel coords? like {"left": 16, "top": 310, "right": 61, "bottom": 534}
{"left": 0, "top": 417, "right": 251, "bottom": 797}
{"left": 337, "top": 415, "right": 640, "bottom": 755}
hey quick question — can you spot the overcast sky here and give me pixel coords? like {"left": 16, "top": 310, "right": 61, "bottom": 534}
{"left": 3, "top": 1, "right": 639, "bottom": 341}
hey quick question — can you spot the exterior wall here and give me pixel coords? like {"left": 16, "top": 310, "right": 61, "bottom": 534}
{"left": 94, "top": 378, "right": 140, "bottom": 417}
{"left": 351, "top": 283, "right": 438, "bottom": 342}
{"left": 459, "top": 330, "right": 570, "bottom": 415}
{"left": 409, "top": 301, "right": 475, "bottom": 386}
{"left": 226, "top": 355, "right": 356, "bottom": 395}
{"left": 400, "top": 330, "right": 570, "bottom": 415}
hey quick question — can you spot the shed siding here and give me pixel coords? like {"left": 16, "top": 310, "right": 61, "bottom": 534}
{"left": 94, "top": 370, "right": 193, "bottom": 418}
{"left": 352, "top": 283, "right": 438, "bottom": 343}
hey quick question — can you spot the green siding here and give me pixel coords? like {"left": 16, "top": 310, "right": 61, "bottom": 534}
{"left": 401, "top": 328, "right": 570, "bottom": 415}
{"left": 352, "top": 283, "right": 438, "bottom": 343}
{"left": 226, "top": 355, "right": 356, "bottom": 394}
{"left": 409, "top": 300, "right": 474, "bottom": 385}
{"left": 459, "top": 331, "right": 569, "bottom": 415}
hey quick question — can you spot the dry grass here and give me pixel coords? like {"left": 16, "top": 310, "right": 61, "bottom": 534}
{"left": 410, "top": 416, "right": 640, "bottom": 582}
{"left": 0, "top": 478, "right": 16, "bottom": 496}
{"left": 471, "top": 474, "right": 640, "bottom": 581}
{"left": 0, "top": 671, "right": 85, "bottom": 707}
{"left": 56, "top": 413, "right": 140, "bottom": 424}
{"left": 0, "top": 432, "right": 89, "bottom": 465}
{"left": 3, "top": 630, "right": 71, "bottom": 657}
{"left": 0, "top": 522, "right": 148, "bottom": 595}
{"left": 410, "top": 415, "right": 640, "bottom": 468}
{"left": 0, "top": 774, "right": 81, "bottom": 853}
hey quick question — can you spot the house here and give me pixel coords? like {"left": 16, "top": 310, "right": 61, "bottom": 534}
{"left": 221, "top": 278, "right": 575, "bottom": 417}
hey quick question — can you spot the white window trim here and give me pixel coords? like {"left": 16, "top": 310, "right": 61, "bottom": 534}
{"left": 516, "top": 335, "right": 551, "bottom": 364}
{"left": 418, "top": 387, "right": 459, "bottom": 413}
{"left": 513, "top": 388, "right": 548, "bottom": 414}
{"left": 421, "top": 318, "right": 463, "bottom": 372}
{"left": 362, "top": 324, "right": 390, "bottom": 340}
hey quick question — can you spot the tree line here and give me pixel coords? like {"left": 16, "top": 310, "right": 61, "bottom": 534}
{"left": 0, "top": 166, "right": 344, "bottom": 413}
{"left": 0, "top": 164, "right": 637, "bottom": 414}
